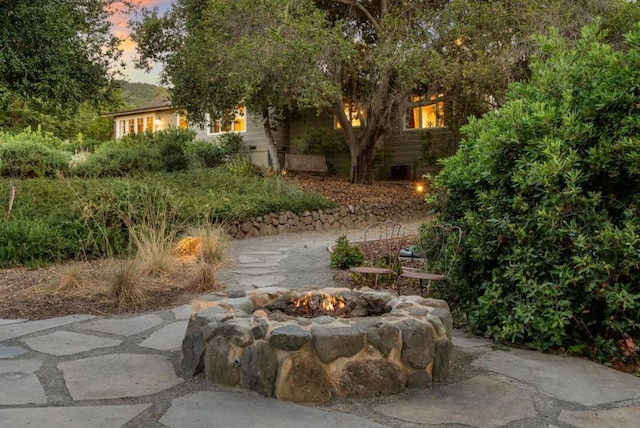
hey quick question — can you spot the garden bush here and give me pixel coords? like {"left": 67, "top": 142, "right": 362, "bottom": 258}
{"left": 0, "top": 134, "right": 71, "bottom": 178}
{"left": 73, "top": 141, "right": 163, "bottom": 177}
{"left": 431, "top": 24, "right": 640, "bottom": 363}
{"left": 330, "top": 236, "right": 364, "bottom": 269}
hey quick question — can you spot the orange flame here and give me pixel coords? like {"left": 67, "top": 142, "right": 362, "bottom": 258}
{"left": 291, "top": 293, "right": 345, "bottom": 314}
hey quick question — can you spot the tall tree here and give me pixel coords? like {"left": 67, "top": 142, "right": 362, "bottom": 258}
{"left": 132, "top": 0, "right": 341, "bottom": 171}
{"left": 0, "top": 0, "right": 127, "bottom": 110}
{"left": 132, "top": 0, "right": 635, "bottom": 183}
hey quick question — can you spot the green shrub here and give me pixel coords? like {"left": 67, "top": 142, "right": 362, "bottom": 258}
{"left": 330, "top": 235, "right": 365, "bottom": 269}
{"left": 185, "top": 140, "right": 224, "bottom": 168}
{"left": 293, "top": 128, "right": 349, "bottom": 175}
{"left": 73, "top": 141, "right": 163, "bottom": 177}
{"left": 431, "top": 24, "right": 640, "bottom": 362}
{"left": 0, "top": 140, "right": 71, "bottom": 178}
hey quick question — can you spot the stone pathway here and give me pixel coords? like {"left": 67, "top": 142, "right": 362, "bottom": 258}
{"left": 2, "top": 221, "right": 640, "bottom": 427}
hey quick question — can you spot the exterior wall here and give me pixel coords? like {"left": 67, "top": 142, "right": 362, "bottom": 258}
{"left": 383, "top": 119, "right": 454, "bottom": 180}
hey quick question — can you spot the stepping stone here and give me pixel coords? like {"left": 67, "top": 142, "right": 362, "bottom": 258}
{"left": 559, "top": 406, "right": 640, "bottom": 428}
{"left": 473, "top": 349, "right": 640, "bottom": 406}
{"left": 451, "top": 329, "right": 493, "bottom": 348}
{"left": 238, "top": 274, "right": 286, "bottom": 288}
{"left": 160, "top": 391, "right": 387, "bottom": 428}
{"left": 78, "top": 314, "right": 164, "bottom": 337}
{"left": 0, "top": 314, "right": 95, "bottom": 342}
{"left": 0, "top": 344, "right": 28, "bottom": 359}
{"left": 59, "top": 353, "right": 183, "bottom": 401}
{"left": 139, "top": 321, "right": 188, "bottom": 351}
{"left": 0, "top": 318, "right": 26, "bottom": 326}
{"left": 374, "top": 375, "right": 536, "bottom": 428}
{"left": 0, "top": 403, "right": 151, "bottom": 428}
{"left": 0, "top": 359, "right": 47, "bottom": 405}
{"left": 172, "top": 305, "right": 192, "bottom": 320}
{"left": 22, "top": 331, "right": 121, "bottom": 356}
{"left": 239, "top": 254, "right": 287, "bottom": 264}
{"left": 232, "top": 267, "right": 285, "bottom": 276}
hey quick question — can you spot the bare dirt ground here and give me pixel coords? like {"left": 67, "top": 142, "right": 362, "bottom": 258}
{"left": 0, "top": 176, "right": 421, "bottom": 321}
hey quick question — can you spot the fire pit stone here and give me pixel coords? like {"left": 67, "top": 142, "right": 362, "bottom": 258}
{"left": 182, "top": 287, "right": 455, "bottom": 404}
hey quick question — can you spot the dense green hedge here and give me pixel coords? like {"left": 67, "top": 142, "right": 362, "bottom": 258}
{"left": 432, "top": 24, "right": 640, "bottom": 362}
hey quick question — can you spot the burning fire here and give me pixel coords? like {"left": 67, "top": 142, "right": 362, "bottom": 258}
{"left": 292, "top": 292, "right": 346, "bottom": 315}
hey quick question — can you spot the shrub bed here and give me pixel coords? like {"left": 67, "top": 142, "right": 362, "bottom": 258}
{"left": 432, "top": 24, "right": 640, "bottom": 363}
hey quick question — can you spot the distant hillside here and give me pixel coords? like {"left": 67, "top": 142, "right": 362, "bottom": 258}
{"left": 117, "top": 81, "right": 169, "bottom": 109}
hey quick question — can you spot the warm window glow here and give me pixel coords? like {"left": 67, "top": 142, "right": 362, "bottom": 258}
{"left": 208, "top": 106, "right": 246, "bottom": 135}
{"left": 335, "top": 103, "right": 365, "bottom": 129}
{"left": 128, "top": 119, "right": 135, "bottom": 134}
{"left": 137, "top": 118, "right": 144, "bottom": 133}
{"left": 178, "top": 114, "right": 188, "bottom": 129}
{"left": 146, "top": 117, "right": 154, "bottom": 131}
{"left": 406, "top": 94, "right": 445, "bottom": 129}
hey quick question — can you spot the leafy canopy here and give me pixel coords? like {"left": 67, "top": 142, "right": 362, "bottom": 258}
{"left": 0, "top": 0, "right": 127, "bottom": 110}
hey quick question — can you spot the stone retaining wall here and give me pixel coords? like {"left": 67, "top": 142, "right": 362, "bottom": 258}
{"left": 226, "top": 200, "right": 429, "bottom": 239}
{"left": 182, "top": 287, "right": 455, "bottom": 404}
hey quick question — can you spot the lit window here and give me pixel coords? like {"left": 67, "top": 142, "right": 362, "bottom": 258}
{"left": 178, "top": 114, "right": 188, "bottom": 129}
{"left": 406, "top": 94, "right": 445, "bottom": 129}
{"left": 335, "top": 102, "right": 365, "bottom": 129}
{"left": 128, "top": 119, "right": 135, "bottom": 134}
{"left": 208, "top": 106, "right": 246, "bottom": 135}
{"left": 137, "top": 118, "right": 144, "bottom": 133}
{"left": 146, "top": 117, "right": 154, "bottom": 131}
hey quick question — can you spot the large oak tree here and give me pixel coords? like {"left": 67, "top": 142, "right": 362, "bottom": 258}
{"left": 132, "top": 0, "right": 635, "bottom": 183}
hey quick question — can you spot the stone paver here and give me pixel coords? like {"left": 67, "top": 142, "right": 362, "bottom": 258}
{"left": 159, "top": 391, "right": 387, "bottom": 428}
{"left": 0, "top": 359, "right": 47, "bottom": 405}
{"left": 451, "top": 329, "right": 493, "bottom": 348}
{"left": 374, "top": 375, "right": 536, "bottom": 428}
{"left": 0, "top": 344, "right": 28, "bottom": 359}
{"left": 236, "top": 274, "right": 286, "bottom": 288}
{"left": 0, "top": 314, "right": 95, "bottom": 342}
{"left": 78, "top": 314, "right": 164, "bottom": 337}
{"left": 473, "top": 349, "right": 640, "bottom": 406}
{"left": 0, "top": 404, "right": 151, "bottom": 428}
{"left": 172, "top": 304, "right": 192, "bottom": 320}
{"left": 0, "top": 318, "right": 26, "bottom": 326}
{"left": 22, "top": 331, "right": 122, "bottom": 356}
{"left": 58, "top": 354, "right": 183, "bottom": 400}
{"left": 558, "top": 406, "right": 640, "bottom": 428}
{"left": 139, "top": 321, "right": 188, "bottom": 351}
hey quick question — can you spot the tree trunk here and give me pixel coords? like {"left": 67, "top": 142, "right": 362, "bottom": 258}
{"left": 262, "top": 107, "right": 281, "bottom": 172}
{"left": 351, "top": 146, "right": 374, "bottom": 184}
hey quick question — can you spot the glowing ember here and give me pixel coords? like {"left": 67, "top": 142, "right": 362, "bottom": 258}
{"left": 291, "top": 293, "right": 346, "bottom": 316}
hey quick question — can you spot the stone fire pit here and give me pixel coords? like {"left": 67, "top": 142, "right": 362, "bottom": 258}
{"left": 181, "top": 287, "right": 455, "bottom": 404}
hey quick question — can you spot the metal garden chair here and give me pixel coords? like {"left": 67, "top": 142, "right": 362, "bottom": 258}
{"left": 396, "top": 224, "right": 462, "bottom": 297}
{"left": 348, "top": 221, "right": 404, "bottom": 287}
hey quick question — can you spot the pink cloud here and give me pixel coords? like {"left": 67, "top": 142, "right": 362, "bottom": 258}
{"left": 110, "top": 0, "right": 174, "bottom": 83}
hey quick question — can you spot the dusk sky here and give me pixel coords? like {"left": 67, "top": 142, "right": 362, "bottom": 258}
{"left": 112, "top": 0, "right": 173, "bottom": 84}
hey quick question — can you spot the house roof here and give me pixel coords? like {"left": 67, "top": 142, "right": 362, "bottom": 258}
{"left": 102, "top": 99, "right": 174, "bottom": 117}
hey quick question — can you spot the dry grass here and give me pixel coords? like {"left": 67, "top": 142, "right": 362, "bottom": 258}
{"left": 129, "top": 222, "right": 177, "bottom": 277}
{"left": 53, "top": 262, "right": 86, "bottom": 293}
{"left": 107, "top": 260, "right": 146, "bottom": 309}
{"left": 182, "top": 222, "right": 229, "bottom": 292}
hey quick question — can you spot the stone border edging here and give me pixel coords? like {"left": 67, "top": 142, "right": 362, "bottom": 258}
{"left": 226, "top": 200, "right": 429, "bottom": 239}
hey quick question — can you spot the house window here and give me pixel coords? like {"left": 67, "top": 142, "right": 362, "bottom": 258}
{"left": 406, "top": 94, "right": 445, "bottom": 129}
{"left": 119, "top": 120, "right": 126, "bottom": 137}
{"left": 335, "top": 102, "right": 365, "bottom": 129}
{"left": 128, "top": 119, "right": 135, "bottom": 134}
{"left": 207, "top": 106, "right": 247, "bottom": 135}
{"left": 178, "top": 114, "right": 188, "bottom": 130}
{"left": 137, "top": 118, "right": 145, "bottom": 133}
{"left": 146, "top": 117, "right": 154, "bottom": 132}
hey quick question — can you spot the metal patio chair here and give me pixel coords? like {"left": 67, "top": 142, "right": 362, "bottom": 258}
{"left": 396, "top": 224, "right": 462, "bottom": 297}
{"left": 348, "top": 221, "right": 404, "bottom": 288}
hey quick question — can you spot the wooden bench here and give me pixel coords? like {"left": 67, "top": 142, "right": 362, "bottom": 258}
{"left": 284, "top": 153, "right": 327, "bottom": 179}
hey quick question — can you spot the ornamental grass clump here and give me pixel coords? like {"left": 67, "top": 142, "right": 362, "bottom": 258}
{"left": 431, "top": 24, "right": 640, "bottom": 364}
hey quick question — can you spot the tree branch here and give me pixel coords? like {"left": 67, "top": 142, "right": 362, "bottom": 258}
{"left": 328, "top": 0, "right": 382, "bottom": 34}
